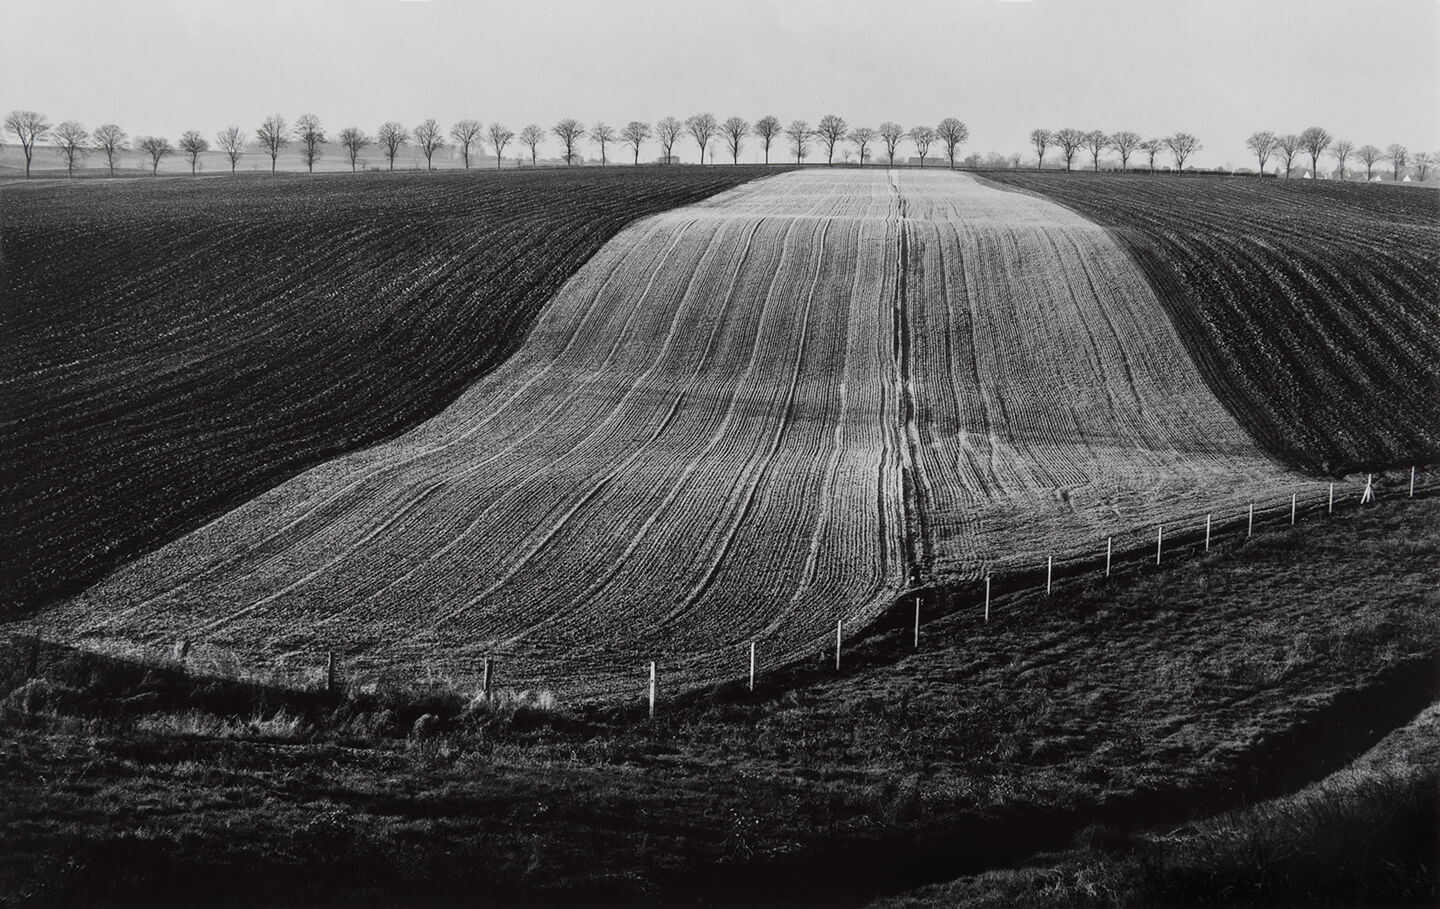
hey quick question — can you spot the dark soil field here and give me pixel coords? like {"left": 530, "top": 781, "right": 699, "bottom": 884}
{"left": 980, "top": 173, "right": 1440, "bottom": 475}
{"left": 3, "top": 493, "right": 1435, "bottom": 907}
{"left": 0, "top": 167, "right": 785, "bottom": 615}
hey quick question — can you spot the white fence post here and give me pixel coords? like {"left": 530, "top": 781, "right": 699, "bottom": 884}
{"left": 1205, "top": 514, "right": 1212, "bottom": 551}
{"left": 1410, "top": 466, "right": 1416, "bottom": 498}
{"left": 983, "top": 576, "right": 991, "bottom": 622}
{"left": 835, "top": 619, "right": 842, "bottom": 671}
{"left": 1248, "top": 503, "right": 1254, "bottom": 538}
{"left": 1155, "top": 525, "right": 1163, "bottom": 565}
{"left": 1046, "top": 556, "right": 1053, "bottom": 595}
{"left": 749, "top": 642, "right": 756, "bottom": 691}
{"left": 913, "top": 596, "right": 921, "bottom": 649}
{"left": 1328, "top": 483, "right": 1334, "bottom": 513}
{"left": 1105, "top": 537, "right": 1112, "bottom": 577}
{"left": 1291, "top": 493, "right": 1297, "bottom": 525}
{"left": 648, "top": 661, "right": 657, "bottom": 719}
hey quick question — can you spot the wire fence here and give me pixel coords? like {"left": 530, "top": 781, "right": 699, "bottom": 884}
{"left": 6, "top": 467, "right": 1433, "bottom": 715}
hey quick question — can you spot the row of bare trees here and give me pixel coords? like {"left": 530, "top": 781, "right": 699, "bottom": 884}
{"left": 1028, "top": 128, "right": 1201, "bottom": 172}
{"left": 4, "top": 108, "right": 973, "bottom": 176}
{"left": 1244, "top": 128, "right": 1430, "bottom": 181}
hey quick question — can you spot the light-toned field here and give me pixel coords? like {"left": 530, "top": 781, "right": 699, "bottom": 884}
{"left": 26, "top": 170, "right": 1330, "bottom": 697}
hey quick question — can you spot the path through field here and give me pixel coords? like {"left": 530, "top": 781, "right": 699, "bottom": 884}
{"left": 30, "top": 170, "right": 1328, "bottom": 698}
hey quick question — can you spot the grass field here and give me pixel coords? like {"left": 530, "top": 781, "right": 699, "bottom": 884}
{"left": 2, "top": 493, "right": 1435, "bottom": 906}
{"left": 979, "top": 173, "right": 1440, "bottom": 474}
{"left": 1, "top": 166, "right": 784, "bottom": 615}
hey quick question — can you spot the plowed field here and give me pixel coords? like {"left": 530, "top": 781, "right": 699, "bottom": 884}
{"left": 24, "top": 170, "right": 1337, "bottom": 697}
{"left": 0, "top": 168, "right": 779, "bottom": 614}
{"left": 980, "top": 173, "right": 1440, "bottom": 473}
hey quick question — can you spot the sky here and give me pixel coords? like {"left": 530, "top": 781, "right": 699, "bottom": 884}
{"left": 2, "top": 0, "right": 1437, "bottom": 168}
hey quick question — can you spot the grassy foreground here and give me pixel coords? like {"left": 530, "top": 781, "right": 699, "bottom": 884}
{"left": 2, "top": 494, "right": 1436, "bottom": 907}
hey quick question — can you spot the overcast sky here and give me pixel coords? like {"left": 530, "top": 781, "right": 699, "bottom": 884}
{"left": 3, "top": 0, "right": 1436, "bottom": 167}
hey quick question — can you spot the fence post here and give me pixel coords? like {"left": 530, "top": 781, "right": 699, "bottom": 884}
{"left": 1328, "top": 483, "right": 1334, "bottom": 513}
{"left": 1155, "top": 525, "right": 1163, "bottom": 565}
{"left": 913, "top": 596, "right": 920, "bottom": 649}
{"left": 749, "top": 642, "right": 756, "bottom": 691}
{"left": 1105, "top": 536, "right": 1112, "bottom": 577}
{"left": 1046, "top": 556, "right": 1053, "bottom": 595}
{"left": 1205, "top": 514, "right": 1212, "bottom": 551}
{"left": 1410, "top": 466, "right": 1416, "bottom": 498}
{"left": 648, "top": 661, "right": 657, "bottom": 719}
{"left": 835, "top": 619, "right": 842, "bottom": 671}
{"left": 983, "top": 576, "right": 991, "bottom": 622}
{"left": 1248, "top": 503, "right": 1254, "bottom": 538}
{"left": 1291, "top": 494, "right": 1297, "bottom": 525}
{"left": 326, "top": 650, "right": 336, "bottom": 696}
{"left": 482, "top": 657, "right": 493, "bottom": 702}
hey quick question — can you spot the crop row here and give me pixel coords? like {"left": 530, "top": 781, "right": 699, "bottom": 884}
{"left": 0, "top": 166, "right": 784, "bottom": 614}
{"left": 978, "top": 173, "right": 1440, "bottom": 474}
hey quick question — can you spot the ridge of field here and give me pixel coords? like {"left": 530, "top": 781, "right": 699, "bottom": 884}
{"left": 20, "top": 169, "right": 1335, "bottom": 698}
{"left": 0, "top": 166, "right": 783, "bottom": 615}
{"left": 978, "top": 172, "right": 1440, "bottom": 474}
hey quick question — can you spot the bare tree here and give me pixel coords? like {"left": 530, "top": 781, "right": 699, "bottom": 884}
{"left": 137, "top": 135, "right": 172, "bottom": 175}
{"left": 1245, "top": 131, "right": 1277, "bottom": 175}
{"left": 720, "top": 116, "right": 748, "bottom": 164}
{"left": 52, "top": 121, "right": 89, "bottom": 177}
{"left": 849, "top": 126, "right": 876, "bottom": 166}
{"left": 377, "top": 121, "right": 409, "bottom": 170}
{"left": 414, "top": 119, "right": 445, "bottom": 170}
{"left": 518, "top": 124, "right": 544, "bottom": 165}
{"left": 447, "top": 119, "right": 482, "bottom": 169}
{"left": 1107, "top": 131, "right": 1141, "bottom": 170}
{"left": 551, "top": 118, "right": 584, "bottom": 165}
{"left": 1274, "top": 133, "right": 1303, "bottom": 178}
{"left": 1415, "top": 151, "right": 1434, "bottom": 182}
{"left": 654, "top": 117, "right": 683, "bottom": 163}
{"left": 215, "top": 126, "right": 245, "bottom": 174}
{"left": 786, "top": 120, "right": 812, "bottom": 164}
{"left": 1082, "top": 130, "right": 1109, "bottom": 171}
{"left": 256, "top": 114, "right": 289, "bottom": 174}
{"left": 1328, "top": 139, "right": 1353, "bottom": 181}
{"left": 1356, "top": 144, "right": 1383, "bottom": 181}
{"left": 488, "top": 122, "right": 514, "bottom": 169}
{"left": 1138, "top": 138, "right": 1163, "bottom": 174}
{"left": 1164, "top": 133, "right": 1201, "bottom": 171}
{"left": 879, "top": 122, "right": 906, "bottom": 167}
{"left": 1052, "top": 128, "right": 1085, "bottom": 171}
{"left": 936, "top": 118, "right": 969, "bottom": 168}
{"left": 92, "top": 123, "right": 127, "bottom": 176}
{"left": 179, "top": 130, "right": 209, "bottom": 175}
{"left": 752, "top": 115, "right": 781, "bottom": 164}
{"left": 1029, "top": 128, "right": 1053, "bottom": 170}
{"left": 589, "top": 122, "right": 616, "bottom": 165}
{"left": 815, "top": 114, "right": 848, "bottom": 165}
{"left": 5, "top": 110, "right": 51, "bottom": 178}
{"left": 620, "top": 120, "right": 651, "bottom": 165}
{"left": 295, "top": 114, "right": 326, "bottom": 173}
{"left": 1386, "top": 143, "right": 1408, "bottom": 180}
{"left": 1299, "top": 126, "right": 1332, "bottom": 180}
{"left": 686, "top": 113, "right": 718, "bottom": 164}
{"left": 907, "top": 125, "right": 937, "bottom": 167}
{"left": 338, "top": 127, "right": 371, "bottom": 172}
